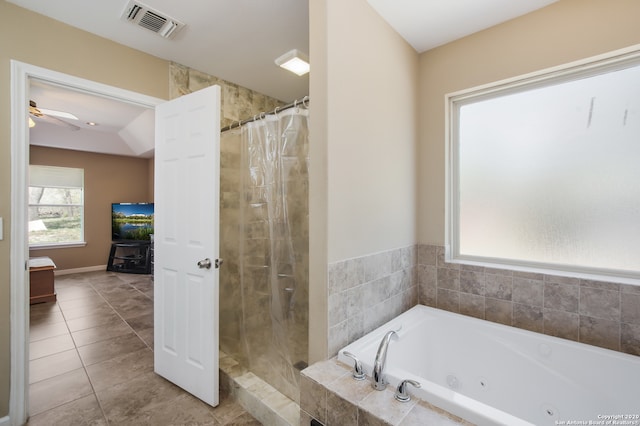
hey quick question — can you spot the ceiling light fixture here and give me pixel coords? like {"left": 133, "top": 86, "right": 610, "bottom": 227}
{"left": 275, "top": 49, "right": 310, "bottom": 76}
{"left": 86, "top": 122, "right": 98, "bottom": 126}
{"left": 29, "top": 117, "right": 36, "bottom": 128}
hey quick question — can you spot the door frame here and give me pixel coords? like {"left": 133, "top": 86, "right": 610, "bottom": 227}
{"left": 9, "top": 60, "right": 163, "bottom": 425}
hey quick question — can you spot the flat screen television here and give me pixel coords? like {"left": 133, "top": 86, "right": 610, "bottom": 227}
{"left": 111, "top": 203, "right": 154, "bottom": 241}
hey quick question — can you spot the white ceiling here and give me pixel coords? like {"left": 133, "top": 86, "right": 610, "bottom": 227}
{"left": 367, "top": 0, "right": 559, "bottom": 52}
{"left": 14, "top": 0, "right": 560, "bottom": 158}
{"left": 29, "top": 80, "right": 155, "bottom": 158}
{"left": 9, "top": 0, "right": 310, "bottom": 103}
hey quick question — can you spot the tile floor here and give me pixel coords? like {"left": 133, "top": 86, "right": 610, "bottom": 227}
{"left": 28, "top": 270, "right": 261, "bottom": 426}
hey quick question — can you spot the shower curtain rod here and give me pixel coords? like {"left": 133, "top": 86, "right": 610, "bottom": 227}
{"left": 220, "top": 95, "right": 309, "bottom": 133}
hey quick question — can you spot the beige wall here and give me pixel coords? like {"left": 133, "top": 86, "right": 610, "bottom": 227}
{"left": 325, "top": 0, "right": 419, "bottom": 263}
{"left": 29, "top": 146, "right": 153, "bottom": 270}
{"left": 308, "top": 0, "right": 419, "bottom": 361}
{"left": 0, "top": 1, "right": 169, "bottom": 417}
{"left": 418, "top": 0, "right": 640, "bottom": 245}
{"left": 308, "top": 0, "right": 329, "bottom": 364}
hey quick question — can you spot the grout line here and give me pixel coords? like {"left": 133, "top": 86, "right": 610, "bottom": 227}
{"left": 31, "top": 271, "right": 263, "bottom": 425}
{"left": 63, "top": 279, "right": 113, "bottom": 425}
{"left": 53, "top": 273, "right": 154, "bottom": 425}
{"left": 85, "top": 273, "right": 154, "bottom": 350}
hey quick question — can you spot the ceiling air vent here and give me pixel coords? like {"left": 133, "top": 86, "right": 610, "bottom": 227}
{"left": 121, "top": 0, "right": 185, "bottom": 39}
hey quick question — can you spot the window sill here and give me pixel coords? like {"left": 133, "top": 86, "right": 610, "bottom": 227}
{"left": 29, "top": 242, "right": 87, "bottom": 250}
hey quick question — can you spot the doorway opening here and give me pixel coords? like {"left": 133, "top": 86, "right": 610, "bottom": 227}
{"left": 9, "top": 60, "right": 163, "bottom": 424}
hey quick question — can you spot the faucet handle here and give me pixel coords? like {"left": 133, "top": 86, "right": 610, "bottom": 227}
{"left": 342, "top": 351, "right": 365, "bottom": 380}
{"left": 394, "top": 379, "right": 421, "bottom": 402}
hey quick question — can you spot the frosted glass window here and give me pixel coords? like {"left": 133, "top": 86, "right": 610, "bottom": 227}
{"left": 448, "top": 52, "right": 640, "bottom": 280}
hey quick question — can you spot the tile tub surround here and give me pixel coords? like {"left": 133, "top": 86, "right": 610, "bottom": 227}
{"left": 327, "top": 246, "right": 418, "bottom": 357}
{"left": 299, "top": 358, "right": 472, "bottom": 426}
{"left": 417, "top": 244, "right": 640, "bottom": 356}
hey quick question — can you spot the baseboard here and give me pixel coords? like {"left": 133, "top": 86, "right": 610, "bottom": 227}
{"left": 54, "top": 265, "right": 106, "bottom": 276}
{"left": 0, "top": 415, "right": 11, "bottom": 426}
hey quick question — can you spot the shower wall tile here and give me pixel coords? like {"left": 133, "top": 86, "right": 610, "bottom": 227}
{"left": 174, "top": 61, "right": 308, "bottom": 404}
{"left": 169, "top": 62, "right": 285, "bottom": 128}
{"left": 417, "top": 244, "right": 640, "bottom": 357}
{"left": 326, "top": 245, "right": 418, "bottom": 357}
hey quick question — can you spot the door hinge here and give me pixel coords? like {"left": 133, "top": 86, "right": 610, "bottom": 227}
{"left": 215, "top": 258, "right": 223, "bottom": 269}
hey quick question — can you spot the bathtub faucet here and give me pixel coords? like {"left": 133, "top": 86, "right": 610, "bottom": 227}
{"left": 372, "top": 330, "right": 397, "bottom": 390}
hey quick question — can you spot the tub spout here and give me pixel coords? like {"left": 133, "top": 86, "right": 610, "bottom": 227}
{"left": 372, "top": 330, "right": 397, "bottom": 390}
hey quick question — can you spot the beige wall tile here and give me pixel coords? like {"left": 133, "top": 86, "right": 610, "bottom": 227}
{"left": 512, "top": 277, "right": 543, "bottom": 306}
{"left": 579, "top": 287, "right": 620, "bottom": 321}
{"left": 485, "top": 298, "right": 512, "bottom": 326}
{"left": 544, "top": 283, "right": 579, "bottom": 313}
{"left": 579, "top": 316, "right": 620, "bottom": 351}
{"left": 622, "top": 293, "right": 640, "bottom": 325}
{"left": 513, "top": 304, "right": 543, "bottom": 333}
{"left": 621, "top": 323, "right": 640, "bottom": 356}
{"left": 543, "top": 309, "right": 579, "bottom": 342}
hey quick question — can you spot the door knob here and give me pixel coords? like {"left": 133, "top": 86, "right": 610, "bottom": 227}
{"left": 197, "top": 258, "right": 212, "bottom": 269}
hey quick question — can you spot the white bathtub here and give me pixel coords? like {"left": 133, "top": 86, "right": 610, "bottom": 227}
{"left": 338, "top": 305, "right": 640, "bottom": 426}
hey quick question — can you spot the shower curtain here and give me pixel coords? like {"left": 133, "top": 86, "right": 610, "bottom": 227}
{"left": 219, "top": 106, "right": 309, "bottom": 403}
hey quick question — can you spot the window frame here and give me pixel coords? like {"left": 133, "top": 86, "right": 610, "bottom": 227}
{"left": 28, "top": 165, "right": 86, "bottom": 249}
{"left": 445, "top": 44, "right": 640, "bottom": 285}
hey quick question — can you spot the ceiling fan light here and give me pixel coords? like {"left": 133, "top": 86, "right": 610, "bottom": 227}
{"left": 29, "top": 117, "right": 36, "bottom": 128}
{"left": 275, "top": 49, "right": 310, "bottom": 76}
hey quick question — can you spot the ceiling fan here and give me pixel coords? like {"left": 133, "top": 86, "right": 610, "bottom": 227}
{"left": 29, "top": 100, "right": 81, "bottom": 131}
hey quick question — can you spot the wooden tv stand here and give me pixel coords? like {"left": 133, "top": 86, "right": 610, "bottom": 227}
{"left": 29, "top": 257, "right": 57, "bottom": 305}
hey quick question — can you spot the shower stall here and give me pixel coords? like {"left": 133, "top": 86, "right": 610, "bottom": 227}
{"left": 218, "top": 102, "right": 309, "bottom": 403}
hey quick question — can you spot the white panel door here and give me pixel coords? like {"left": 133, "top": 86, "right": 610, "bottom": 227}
{"left": 154, "top": 85, "right": 220, "bottom": 406}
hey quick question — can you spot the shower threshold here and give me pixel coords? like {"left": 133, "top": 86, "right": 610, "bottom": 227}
{"left": 219, "top": 351, "right": 300, "bottom": 426}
